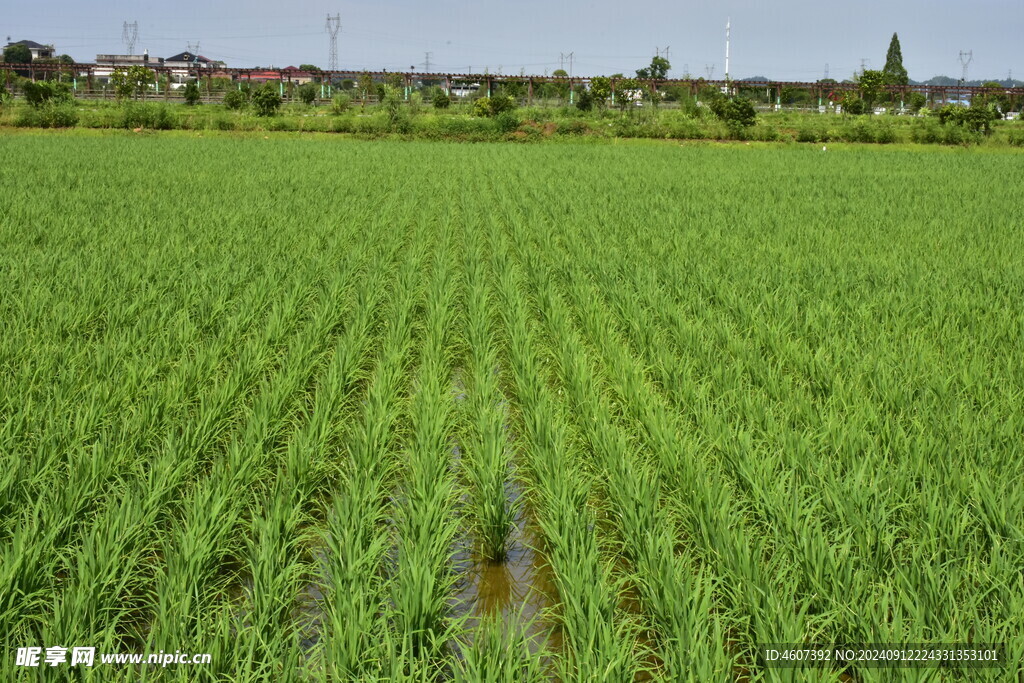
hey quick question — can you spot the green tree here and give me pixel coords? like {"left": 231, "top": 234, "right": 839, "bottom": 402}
{"left": 636, "top": 56, "right": 670, "bottom": 81}
{"left": 432, "top": 90, "right": 451, "bottom": 109}
{"left": 110, "top": 65, "right": 155, "bottom": 100}
{"left": 3, "top": 43, "right": 33, "bottom": 63}
{"left": 182, "top": 80, "right": 201, "bottom": 106}
{"left": 223, "top": 89, "right": 247, "bottom": 110}
{"left": 358, "top": 72, "right": 374, "bottom": 108}
{"left": 575, "top": 88, "right": 594, "bottom": 111}
{"left": 299, "top": 64, "right": 321, "bottom": 73}
{"left": 976, "top": 81, "right": 1010, "bottom": 116}
{"left": 616, "top": 77, "right": 642, "bottom": 113}
{"left": 250, "top": 85, "right": 283, "bottom": 116}
{"left": 297, "top": 82, "right": 319, "bottom": 105}
{"left": 23, "top": 80, "right": 72, "bottom": 107}
{"left": 883, "top": 33, "right": 909, "bottom": 85}
{"left": 550, "top": 69, "right": 570, "bottom": 101}
{"left": 857, "top": 69, "right": 887, "bottom": 110}
{"left": 590, "top": 76, "right": 611, "bottom": 107}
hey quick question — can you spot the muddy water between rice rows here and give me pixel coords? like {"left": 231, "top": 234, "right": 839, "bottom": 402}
{"left": 294, "top": 481, "right": 559, "bottom": 655}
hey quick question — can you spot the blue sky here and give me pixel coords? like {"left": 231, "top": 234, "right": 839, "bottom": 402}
{"left": 4, "top": 0, "right": 1021, "bottom": 81}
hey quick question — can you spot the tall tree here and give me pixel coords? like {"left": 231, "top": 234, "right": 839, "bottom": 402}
{"left": 3, "top": 43, "right": 33, "bottom": 64}
{"left": 883, "top": 33, "right": 908, "bottom": 85}
{"left": 636, "top": 56, "right": 670, "bottom": 81}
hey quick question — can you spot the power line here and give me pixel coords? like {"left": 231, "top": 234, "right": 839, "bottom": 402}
{"left": 325, "top": 14, "right": 341, "bottom": 71}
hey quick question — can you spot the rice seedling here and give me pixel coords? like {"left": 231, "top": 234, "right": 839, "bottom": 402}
{"left": 1, "top": 134, "right": 1021, "bottom": 681}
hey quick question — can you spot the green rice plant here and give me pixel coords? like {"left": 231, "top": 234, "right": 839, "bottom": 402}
{"left": 461, "top": 242, "right": 518, "bottom": 562}
{"left": 455, "top": 606, "right": 546, "bottom": 682}
{"left": 2, "top": 135, "right": 1022, "bottom": 681}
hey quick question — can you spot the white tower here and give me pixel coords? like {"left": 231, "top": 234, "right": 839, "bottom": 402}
{"left": 725, "top": 17, "right": 731, "bottom": 82}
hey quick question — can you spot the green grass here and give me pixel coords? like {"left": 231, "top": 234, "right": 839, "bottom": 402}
{"left": 1, "top": 132, "right": 1022, "bottom": 681}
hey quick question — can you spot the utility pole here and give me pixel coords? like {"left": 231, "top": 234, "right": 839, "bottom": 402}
{"left": 122, "top": 21, "right": 138, "bottom": 56}
{"left": 560, "top": 52, "right": 574, "bottom": 77}
{"left": 325, "top": 14, "right": 341, "bottom": 72}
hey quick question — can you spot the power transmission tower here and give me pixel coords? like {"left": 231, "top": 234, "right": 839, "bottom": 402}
{"left": 325, "top": 14, "right": 341, "bottom": 71}
{"left": 122, "top": 21, "right": 138, "bottom": 56}
{"left": 824, "top": 63, "right": 829, "bottom": 80}
{"left": 859, "top": 58, "right": 868, "bottom": 76}
{"left": 560, "top": 52, "right": 574, "bottom": 77}
{"left": 422, "top": 52, "right": 432, "bottom": 73}
{"left": 187, "top": 42, "right": 201, "bottom": 64}
{"left": 705, "top": 64, "right": 715, "bottom": 79}
{"left": 655, "top": 46, "right": 670, "bottom": 60}
{"left": 958, "top": 50, "right": 973, "bottom": 86}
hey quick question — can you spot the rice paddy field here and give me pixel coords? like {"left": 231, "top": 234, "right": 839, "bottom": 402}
{"left": 1, "top": 130, "right": 1022, "bottom": 681}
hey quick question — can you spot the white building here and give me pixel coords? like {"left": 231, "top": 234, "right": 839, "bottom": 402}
{"left": 5, "top": 40, "right": 55, "bottom": 60}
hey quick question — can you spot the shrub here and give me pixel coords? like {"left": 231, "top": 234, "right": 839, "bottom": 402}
{"left": 796, "top": 127, "right": 818, "bottom": 143}
{"left": 844, "top": 120, "right": 875, "bottom": 143}
{"left": 267, "top": 117, "right": 297, "bottom": 132}
{"left": 472, "top": 94, "right": 515, "bottom": 118}
{"left": 937, "top": 104, "right": 998, "bottom": 133}
{"left": 432, "top": 90, "right": 451, "bottom": 109}
{"left": 473, "top": 97, "right": 492, "bottom": 117}
{"left": 297, "top": 83, "right": 319, "bottom": 106}
{"left": 843, "top": 97, "right": 866, "bottom": 116}
{"left": 212, "top": 116, "right": 235, "bottom": 131}
{"left": 575, "top": 89, "right": 594, "bottom": 112}
{"left": 23, "top": 80, "right": 73, "bottom": 108}
{"left": 15, "top": 101, "right": 79, "bottom": 128}
{"left": 1008, "top": 129, "right": 1024, "bottom": 147}
{"left": 119, "top": 103, "right": 176, "bottom": 130}
{"left": 489, "top": 94, "right": 515, "bottom": 116}
{"left": 911, "top": 120, "right": 942, "bottom": 144}
{"left": 251, "top": 86, "right": 283, "bottom": 116}
{"left": 494, "top": 110, "right": 520, "bottom": 134}
{"left": 711, "top": 97, "right": 757, "bottom": 137}
{"left": 875, "top": 124, "right": 898, "bottom": 144}
{"left": 331, "top": 93, "right": 351, "bottom": 114}
{"left": 183, "top": 81, "right": 201, "bottom": 106}
{"left": 557, "top": 119, "right": 591, "bottom": 136}
{"left": 381, "top": 86, "right": 410, "bottom": 132}
{"left": 331, "top": 115, "right": 355, "bottom": 133}
{"left": 752, "top": 125, "right": 780, "bottom": 142}
{"left": 223, "top": 89, "right": 247, "bottom": 110}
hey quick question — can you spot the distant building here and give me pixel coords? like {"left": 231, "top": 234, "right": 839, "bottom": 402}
{"left": 93, "top": 50, "right": 162, "bottom": 83}
{"left": 244, "top": 70, "right": 283, "bottom": 84}
{"left": 281, "top": 66, "right": 315, "bottom": 85}
{"left": 163, "top": 51, "right": 216, "bottom": 88}
{"left": 164, "top": 51, "right": 214, "bottom": 69}
{"left": 5, "top": 40, "right": 55, "bottom": 60}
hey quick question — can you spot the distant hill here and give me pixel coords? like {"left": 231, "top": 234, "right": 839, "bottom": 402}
{"left": 914, "top": 76, "right": 1021, "bottom": 87}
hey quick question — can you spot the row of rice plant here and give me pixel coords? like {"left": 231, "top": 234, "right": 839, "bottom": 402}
{"left": 488, "top": 222, "right": 642, "bottom": 681}
{"left": 2, "top": 135, "right": 1022, "bottom": 679}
